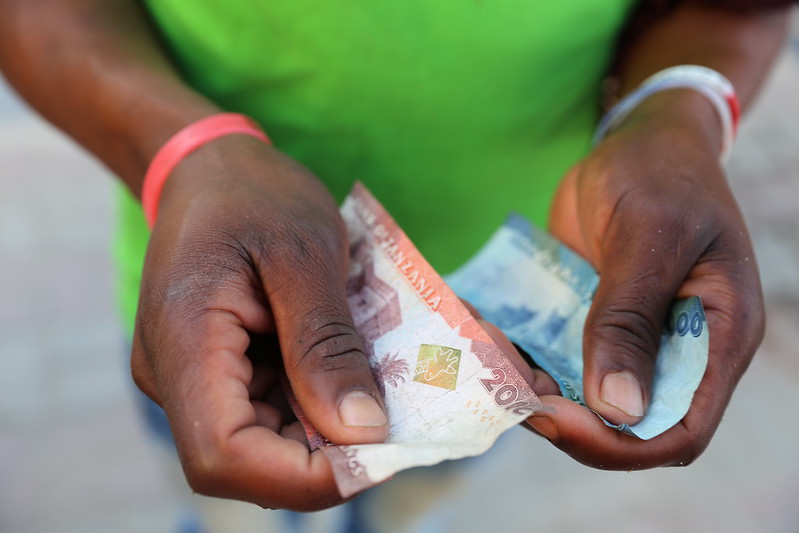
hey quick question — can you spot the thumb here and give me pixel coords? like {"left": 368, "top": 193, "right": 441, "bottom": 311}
{"left": 265, "top": 238, "right": 389, "bottom": 446}
{"left": 582, "top": 221, "right": 701, "bottom": 427}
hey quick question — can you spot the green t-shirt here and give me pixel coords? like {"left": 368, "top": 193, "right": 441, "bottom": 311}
{"left": 115, "top": 0, "right": 635, "bottom": 331}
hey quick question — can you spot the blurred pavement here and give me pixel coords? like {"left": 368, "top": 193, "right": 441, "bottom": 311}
{"left": 1, "top": 19, "right": 798, "bottom": 533}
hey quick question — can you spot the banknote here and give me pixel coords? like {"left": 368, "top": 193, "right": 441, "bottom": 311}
{"left": 293, "top": 184, "right": 541, "bottom": 498}
{"left": 446, "top": 214, "right": 709, "bottom": 440}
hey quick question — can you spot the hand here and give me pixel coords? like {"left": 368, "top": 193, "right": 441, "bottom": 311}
{"left": 130, "top": 135, "right": 388, "bottom": 510}
{"left": 527, "top": 92, "right": 765, "bottom": 469}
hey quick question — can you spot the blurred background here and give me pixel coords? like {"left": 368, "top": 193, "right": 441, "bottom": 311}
{"left": 1, "top": 15, "right": 798, "bottom": 533}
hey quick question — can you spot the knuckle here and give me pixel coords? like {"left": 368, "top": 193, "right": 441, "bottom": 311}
{"left": 611, "top": 188, "right": 715, "bottom": 248}
{"left": 258, "top": 212, "right": 345, "bottom": 274}
{"left": 130, "top": 330, "right": 162, "bottom": 403}
{"left": 590, "top": 302, "right": 661, "bottom": 363}
{"left": 180, "top": 440, "right": 231, "bottom": 497}
{"left": 292, "top": 309, "right": 368, "bottom": 372}
{"left": 183, "top": 463, "right": 220, "bottom": 497}
{"left": 289, "top": 216, "right": 343, "bottom": 259}
{"left": 669, "top": 442, "right": 705, "bottom": 468}
{"left": 139, "top": 249, "right": 255, "bottom": 335}
{"left": 162, "top": 246, "right": 247, "bottom": 303}
{"left": 750, "top": 307, "right": 767, "bottom": 348}
{"left": 669, "top": 431, "right": 711, "bottom": 468}
{"left": 130, "top": 358, "right": 155, "bottom": 399}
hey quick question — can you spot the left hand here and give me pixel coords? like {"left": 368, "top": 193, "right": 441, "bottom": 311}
{"left": 526, "top": 91, "right": 765, "bottom": 469}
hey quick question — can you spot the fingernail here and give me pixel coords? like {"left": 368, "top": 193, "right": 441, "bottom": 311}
{"left": 600, "top": 371, "right": 644, "bottom": 418}
{"left": 339, "top": 391, "right": 387, "bottom": 427}
{"left": 529, "top": 416, "right": 559, "bottom": 441}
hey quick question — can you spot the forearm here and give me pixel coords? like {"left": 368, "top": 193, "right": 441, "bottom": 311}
{"left": 0, "top": 0, "right": 219, "bottom": 194}
{"left": 615, "top": 3, "right": 791, "bottom": 112}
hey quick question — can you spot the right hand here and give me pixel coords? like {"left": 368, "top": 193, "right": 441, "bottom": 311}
{"left": 130, "top": 134, "right": 389, "bottom": 510}
{"left": 530, "top": 92, "right": 765, "bottom": 470}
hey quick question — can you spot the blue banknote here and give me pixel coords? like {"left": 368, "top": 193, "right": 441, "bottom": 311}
{"left": 446, "top": 214, "right": 709, "bottom": 440}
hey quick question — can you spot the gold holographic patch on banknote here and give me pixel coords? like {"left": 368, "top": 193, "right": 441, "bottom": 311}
{"left": 413, "top": 344, "right": 461, "bottom": 390}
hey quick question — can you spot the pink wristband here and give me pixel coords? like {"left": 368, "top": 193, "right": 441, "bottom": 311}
{"left": 141, "top": 113, "right": 271, "bottom": 229}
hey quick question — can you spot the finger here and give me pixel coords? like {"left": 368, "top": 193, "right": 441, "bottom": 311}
{"left": 534, "top": 213, "right": 763, "bottom": 470}
{"left": 163, "top": 309, "right": 343, "bottom": 510}
{"left": 525, "top": 395, "right": 699, "bottom": 470}
{"left": 582, "top": 208, "right": 710, "bottom": 427}
{"left": 244, "top": 333, "right": 281, "bottom": 399}
{"left": 262, "top": 225, "right": 389, "bottom": 446}
{"left": 527, "top": 305, "right": 738, "bottom": 472}
{"left": 135, "top": 232, "right": 345, "bottom": 509}
{"left": 478, "top": 319, "right": 559, "bottom": 397}
{"left": 522, "top": 276, "right": 731, "bottom": 468}
{"left": 251, "top": 400, "right": 283, "bottom": 431}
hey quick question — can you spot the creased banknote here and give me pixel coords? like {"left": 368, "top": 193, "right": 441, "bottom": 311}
{"left": 446, "top": 214, "right": 709, "bottom": 440}
{"left": 294, "top": 184, "right": 541, "bottom": 498}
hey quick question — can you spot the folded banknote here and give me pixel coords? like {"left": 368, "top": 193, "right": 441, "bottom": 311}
{"left": 292, "top": 190, "right": 709, "bottom": 497}
{"left": 446, "top": 214, "right": 709, "bottom": 440}
{"left": 293, "top": 184, "right": 541, "bottom": 498}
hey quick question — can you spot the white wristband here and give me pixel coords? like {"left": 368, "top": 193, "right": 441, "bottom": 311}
{"left": 593, "top": 65, "right": 740, "bottom": 163}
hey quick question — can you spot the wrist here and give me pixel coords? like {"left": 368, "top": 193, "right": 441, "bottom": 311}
{"left": 615, "top": 89, "right": 725, "bottom": 157}
{"left": 594, "top": 65, "right": 738, "bottom": 162}
{"left": 142, "top": 113, "right": 271, "bottom": 228}
{"left": 120, "top": 96, "right": 222, "bottom": 192}
{"left": 156, "top": 134, "right": 276, "bottom": 220}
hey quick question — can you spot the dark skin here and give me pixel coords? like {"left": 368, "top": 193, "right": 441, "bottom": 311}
{"left": 532, "top": 5, "right": 789, "bottom": 468}
{"left": 0, "top": 0, "right": 790, "bottom": 510}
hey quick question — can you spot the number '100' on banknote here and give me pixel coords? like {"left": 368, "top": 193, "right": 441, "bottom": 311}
{"left": 446, "top": 214, "right": 709, "bottom": 440}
